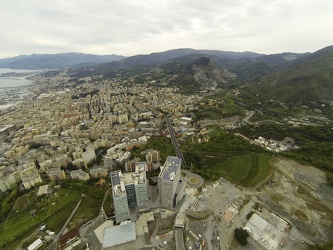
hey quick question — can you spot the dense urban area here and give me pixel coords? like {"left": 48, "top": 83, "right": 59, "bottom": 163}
{"left": 1, "top": 54, "right": 333, "bottom": 250}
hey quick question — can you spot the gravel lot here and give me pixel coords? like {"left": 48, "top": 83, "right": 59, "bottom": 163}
{"left": 184, "top": 157, "right": 333, "bottom": 250}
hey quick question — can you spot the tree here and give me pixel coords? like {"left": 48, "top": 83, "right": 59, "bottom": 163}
{"left": 234, "top": 227, "right": 249, "bottom": 246}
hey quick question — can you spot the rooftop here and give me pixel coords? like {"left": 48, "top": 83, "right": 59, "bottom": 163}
{"left": 102, "top": 221, "right": 136, "bottom": 248}
{"left": 59, "top": 228, "right": 80, "bottom": 249}
{"left": 161, "top": 156, "right": 181, "bottom": 181}
{"left": 110, "top": 171, "right": 121, "bottom": 186}
{"left": 37, "top": 184, "right": 50, "bottom": 197}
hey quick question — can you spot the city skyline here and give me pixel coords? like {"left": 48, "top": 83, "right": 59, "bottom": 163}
{"left": 1, "top": 0, "right": 333, "bottom": 59}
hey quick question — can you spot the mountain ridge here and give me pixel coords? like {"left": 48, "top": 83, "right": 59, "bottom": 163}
{"left": 0, "top": 52, "right": 125, "bottom": 69}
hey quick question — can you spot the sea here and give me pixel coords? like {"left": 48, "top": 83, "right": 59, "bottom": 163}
{"left": 0, "top": 68, "right": 36, "bottom": 110}
{"left": 0, "top": 68, "right": 35, "bottom": 88}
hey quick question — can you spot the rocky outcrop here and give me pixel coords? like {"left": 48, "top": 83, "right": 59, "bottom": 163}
{"left": 192, "top": 62, "right": 236, "bottom": 90}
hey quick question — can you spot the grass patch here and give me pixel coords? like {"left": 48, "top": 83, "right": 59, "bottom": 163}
{"left": 199, "top": 152, "right": 272, "bottom": 187}
{"left": 14, "top": 194, "right": 29, "bottom": 211}
{"left": 0, "top": 188, "right": 80, "bottom": 249}
{"left": 69, "top": 185, "right": 105, "bottom": 230}
{"left": 103, "top": 190, "right": 113, "bottom": 217}
{"left": 183, "top": 128, "right": 270, "bottom": 186}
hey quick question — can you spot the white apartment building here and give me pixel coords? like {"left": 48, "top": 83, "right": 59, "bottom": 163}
{"left": 158, "top": 156, "right": 186, "bottom": 209}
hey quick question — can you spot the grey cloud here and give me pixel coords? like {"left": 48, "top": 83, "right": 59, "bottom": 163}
{"left": 0, "top": 0, "right": 332, "bottom": 58}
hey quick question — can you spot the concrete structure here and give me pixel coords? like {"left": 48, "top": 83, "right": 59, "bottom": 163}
{"left": 158, "top": 156, "right": 186, "bottom": 209}
{"left": 89, "top": 167, "right": 108, "bottom": 178}
{"left": 111, "top": 170, "right": 131, "bottom": 223}
{"left": 128, "top": 162, "right": 148, "bottom": 207}
{"left": 59, "top": 228, "right": 81, "bottom": 250}
{"left": 124, "top": 157, "right": 141, "bottom": 172}
{"left": 244, "top": 213, "right": 288, "bottom": 250}
{"left": 48, "top": 169, "right": 66, "bottom": 181}
{"left": 111, "top": 163, "right": 148, "bottom": 223}
{"left": 118, "top": 113, "right": 129, "bottom": 124}
{"left": 0, "top": 124, "right": 16, "bottom": 136}
{"left": 71, "top": 147, "right": 96, "bottom": 169}
{"left": 81, "top": 147, "right": 96, "bottom": 164}
{"left": 27, "top": 238, "right": 43, "bottom": 250}
{"left": 72, "top": 158, "right": 87, "bottom": 169}
{"left": 0, "top": 172, "right": 20, "bottom": 192}
{"left": 19, "top": 165, "right": 42, "bottom": 189}
{"left": 70, "top": 169, "right": 90, "bottom": 181}
{"left": 102, "top": 221, "right": 136, "bottom": 248}
{"left": 37, "top": 184, "right": 51, "bottom": 197}
{"left": 146, "top": 149, "right": 160, "bottom": 164}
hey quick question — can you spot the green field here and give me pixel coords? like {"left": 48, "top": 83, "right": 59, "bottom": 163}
{"left": 0, "top": 188, "right": 80, "bottom": 249}
{"left": 103, "top": 189, "right": 113, "bottom": 217}
{"left": 69, "top": 185, "right": 105, "bottom": 230}
{"left": 202, "top": 153, "right": 272, "bottom": 187}
{"left": 183, "top": 128, "right": 272, "bottom": 187}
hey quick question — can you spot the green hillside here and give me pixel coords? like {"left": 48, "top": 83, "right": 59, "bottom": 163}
{"left": 260, "top": 46, "right": 333, "bottom": 104}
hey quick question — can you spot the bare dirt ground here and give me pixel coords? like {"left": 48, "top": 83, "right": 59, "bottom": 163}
{"left": 185, "top": 157, "right": 333, "bottom": 250}
{"left": 259, "top": 158, "right": 333, "bottom": 244}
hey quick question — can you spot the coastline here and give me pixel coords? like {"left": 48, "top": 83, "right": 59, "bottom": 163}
{"left": 0, "top": 68, "right": 37, "bottom": 111}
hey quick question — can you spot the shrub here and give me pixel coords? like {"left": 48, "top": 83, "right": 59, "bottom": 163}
{"left": 234, "top": 227, "right": 249, "bottom": 245}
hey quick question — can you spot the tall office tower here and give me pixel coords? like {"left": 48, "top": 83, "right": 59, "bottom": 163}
{"left": 158, "top": 156, "right": 186, "bottom": 209}
{"left": 122, "top": 161, "right": 148, "bottom": 208}
{"left": 110, "top": 171, "right": 130, "bottom": 223}
{"left": 110, "top": 163, "right": 148, "bottom": 223}
{"left": 133, "top": 162, "right": 148, "bottom": 207}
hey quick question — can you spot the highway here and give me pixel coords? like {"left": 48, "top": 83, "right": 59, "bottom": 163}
{"left": 165, "top": 117, "right": 187, "bottom": 167}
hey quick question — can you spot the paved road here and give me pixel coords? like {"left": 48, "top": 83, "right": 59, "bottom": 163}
{"left": 242, "top": 110, "right": 255, "bottom": 125}
{"left": 175, "top": 227, "right": 186, "bottom": 250}
{"left": 165, "top": 117, "right": 187, "bottom": 167}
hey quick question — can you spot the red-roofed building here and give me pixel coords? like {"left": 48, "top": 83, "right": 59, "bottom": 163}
{"left": 59, "top": 228, "right": 81, "bottom": 250}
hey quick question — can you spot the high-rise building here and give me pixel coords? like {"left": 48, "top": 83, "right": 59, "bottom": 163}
{"left": 158, "top": 156, "right": 186, "bottom": 209}
{"left": 133, "top": 162, "right": 148, "bottom": 207}
{"left": 110, "top": 162, "right": 148, "bottom": 223}
{"left": 111, "top": 171, "right": 131, "bottom": 223}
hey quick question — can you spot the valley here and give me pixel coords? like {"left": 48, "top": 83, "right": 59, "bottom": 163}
{"left": 0, "top": 46, "right": 333, "bottom": 250}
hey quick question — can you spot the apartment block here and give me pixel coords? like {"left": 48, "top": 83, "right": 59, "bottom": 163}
{"left": 48, "top": 169, "right": 66, "bottom": 181}
{"left": 19, "top": 165, "right": 42, "bottom": 190}
{"left": 146, "top": 150, "right": 160, "bottom": 164}
{"left": 124, "top": 157, "right": 141, "bottom": 172}
{"left": 70, "top": 169, "right": 90, "bottom": 181}
{"left": 89, "top": 167, "right": 108, "bottom": 178}
{"left": 72, "top": 158, "right": 88, "bottom": 169}
{"left": 0, "top": 171, "right": 20, "bottom": 192}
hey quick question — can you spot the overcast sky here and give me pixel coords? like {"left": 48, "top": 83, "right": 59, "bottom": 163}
{"left": 1, "top": 0, "right": 332, "bottom": 59}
